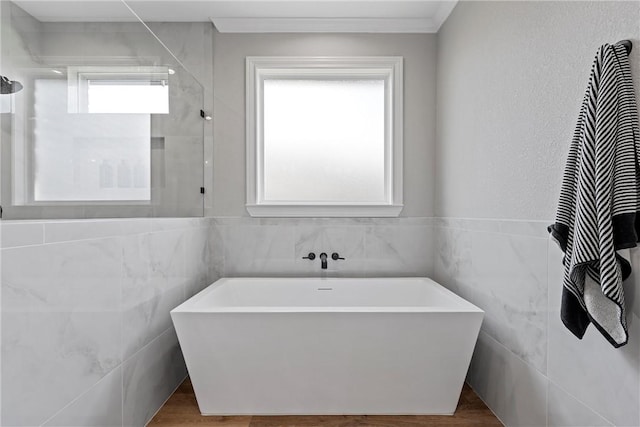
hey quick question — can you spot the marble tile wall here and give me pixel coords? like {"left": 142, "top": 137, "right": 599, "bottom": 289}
{"left": 1, "top": 217, "right": 212, "bottom": 427}
{"left": 211, "top": 217, "right": 433, "bottom": 278}
{"left": 434, "top": 218, "right": 640, "bottom": 427}
{"left": 10, "top": 213, "right": 635, "bottom": 427}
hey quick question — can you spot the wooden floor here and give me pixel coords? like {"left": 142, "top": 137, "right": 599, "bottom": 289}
{"left": 149, "top": 379, "right": 503, "bottom": 426}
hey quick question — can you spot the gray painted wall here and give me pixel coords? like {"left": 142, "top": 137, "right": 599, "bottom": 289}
{"left": 436, "top": 0, "right": 640, "bottom": 221}
{"left": 212, "top": 32, "right": 437, "bottom": 217}
{"left": 435, "top": 2, "right": 640, "bottom": 426}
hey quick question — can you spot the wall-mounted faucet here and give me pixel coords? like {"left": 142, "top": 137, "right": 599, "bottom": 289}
{"left": 301, "top": 252, "right": 345, "bottom": 269}
{"left": 319, "top": 253, "right": 328, "bottom": 269}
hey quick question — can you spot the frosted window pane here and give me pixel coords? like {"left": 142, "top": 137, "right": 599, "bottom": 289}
{"left": 88, "top": 81, "right": 169, "bottom": 114}
{"left": 33, "top": 79, "right": 151, "bottom": 202}
{"left": 263, "top": 79, "right": 385, "bottom": 202}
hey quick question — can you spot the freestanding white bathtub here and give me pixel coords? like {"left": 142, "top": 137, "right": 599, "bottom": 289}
{"left": 171, "top": 277, "right": 483, "bottom": 416}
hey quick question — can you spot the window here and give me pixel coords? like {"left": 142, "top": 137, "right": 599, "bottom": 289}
{"left": 246, "top": 56, "right": 403, "bottom": 217}
{"left": 86, "top": 79, "right": 168, "bottom": 114}
{"left": 68, "top": 66, "right": 170, "bottom": 114}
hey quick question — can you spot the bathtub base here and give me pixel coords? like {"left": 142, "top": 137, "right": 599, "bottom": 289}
{"left": 173, "top": 311, "right": 482, "bottom": 415}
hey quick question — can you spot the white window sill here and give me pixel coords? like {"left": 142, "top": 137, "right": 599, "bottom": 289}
{"left": 246, "top": 204, "right": 403, "bottom": 218}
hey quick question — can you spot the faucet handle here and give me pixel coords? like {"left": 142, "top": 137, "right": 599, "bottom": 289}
{"left": 331, "top": 252, "right": 345, "bottom": 260}
{"left": 302, "top": 252, "right": 316, "bottom": 260}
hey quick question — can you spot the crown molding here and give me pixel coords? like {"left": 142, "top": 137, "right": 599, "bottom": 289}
{"left": 211, "top": 1, "right": 458, "bottom": 33}
{"left": 213, "top": 16, "right": 444, "bottom": 33}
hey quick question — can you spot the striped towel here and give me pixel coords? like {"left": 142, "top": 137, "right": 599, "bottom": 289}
{"left": 549, "top": 42, "right": 640, "bottom": 348}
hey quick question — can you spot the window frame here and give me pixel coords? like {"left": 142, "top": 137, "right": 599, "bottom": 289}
{"left": 245, "top": 56, "right": 403, "bottom": 217}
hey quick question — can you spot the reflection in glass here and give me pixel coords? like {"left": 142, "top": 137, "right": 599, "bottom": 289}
{"left": 33, "top": 79, "right": 151, "bottom": 202}
{"left": 263, "top": 79, "right": 385, "bottom": 203}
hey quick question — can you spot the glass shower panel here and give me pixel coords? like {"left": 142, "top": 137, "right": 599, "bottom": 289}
{"left": 123, "top": 5, "right": 214, "bottom": 218}
{"left": 0, "top": 1, "right": 205, "bottom": 218}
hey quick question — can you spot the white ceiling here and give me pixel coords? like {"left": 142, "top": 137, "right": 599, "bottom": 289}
{"left": 13, "top": 1, "right": 139, "bottom": 22}
{"left": 13, "top": 0, "right": 458, "bottom": 33}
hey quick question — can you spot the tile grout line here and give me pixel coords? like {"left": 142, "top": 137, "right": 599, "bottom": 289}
{"left": 480, "top": 330, "right": 548, "bottom": 389}
{"left": 434, "top": 216, "right": 552, "bottom": 223}
{"left": 473, "top": 331, "right": 546, "bottom": 426}
{"left": 122, "top": 325, "right": 175, "bottom": 370}
{"left": 120, "top": 232, "right": 126, "bottom": 427}
{"left": 546, "top": 379, "right": 615, "bottom": 427}
{"left": 27, "top": 226, "right": 195, "bottom": 247}
{"left": 435, "top": 227, "right": 550, "bottom": 240}
{"left": 143, "top": 373, "right": 189, "bottom": 427}
{"left": 464, "top": 382, "right": 507, "bottom": 427}
{"left": 1, "top": 242, "right": 46, "bottom": 250}
{"left": 545, "top": 380, "right": 549, "bottom": 427}
{"left": 124, "top": 326, "right": 179, "bottom": 426}
{"left": 121, "top": 356, "right": 125, "bottom": 427}
{"left": 38, "top": 365, "right": 121, "bottom": 427}
{"left": 1, "top": 218, "right": 202, "bottom": 248}
{"left": 546, "top": 239, "right": 551, "bottom": 427}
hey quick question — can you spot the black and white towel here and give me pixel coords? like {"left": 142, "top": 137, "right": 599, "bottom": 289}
{"left": 549, "top": 42, "right": 640, "bottom": 348}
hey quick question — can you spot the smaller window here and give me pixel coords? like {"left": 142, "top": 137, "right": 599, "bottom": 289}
{"left": 246, "top": 56, "right": 403, "bottom": 217}
{"left": 67, "top": 66, "right": 170, "bottom": 114}
{"left": 87, "top": 79, "right": 168, "bottom": 114}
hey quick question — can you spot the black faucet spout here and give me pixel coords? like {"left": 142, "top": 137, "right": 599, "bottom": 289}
{"left": 319, "top": 252, "right": 328, "bottom": 269}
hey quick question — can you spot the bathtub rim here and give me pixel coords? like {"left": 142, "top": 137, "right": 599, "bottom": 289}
{"left": 171, "top": 276, "right": 484, "bottom": 315}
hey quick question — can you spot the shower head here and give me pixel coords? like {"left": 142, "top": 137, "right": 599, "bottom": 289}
{"left": 1, "top": 75, "right": 23, "bottom": 94}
